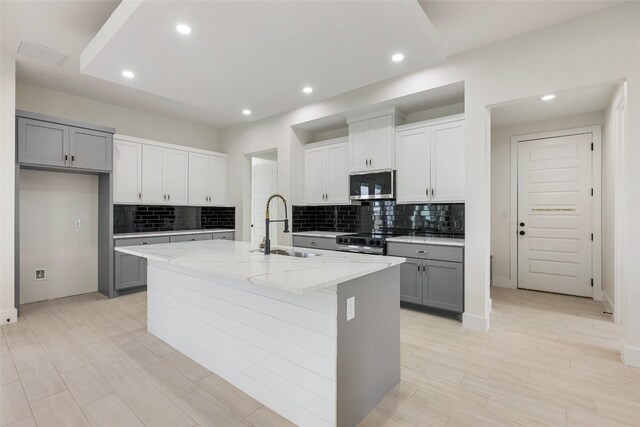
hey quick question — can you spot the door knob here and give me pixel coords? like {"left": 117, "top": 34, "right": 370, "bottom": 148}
{"left": 519, "top": 230, "right": 525, "bottom": 236}
{"left": 519, "top": 222, "right": 525, "bottom": 227}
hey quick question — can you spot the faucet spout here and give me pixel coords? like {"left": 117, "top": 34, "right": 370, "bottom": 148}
{"left": 264, "top": 194, "right": 289, "bottom": 255}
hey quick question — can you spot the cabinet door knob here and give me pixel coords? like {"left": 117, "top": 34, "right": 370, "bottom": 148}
{"left": 138, "top": 192, "right": 142, "bottom": 200}
{"left": 64, "top": 153, "right": 68, "bottom": 164}
{"left": 71, "top": 154, "right": 75, "bottom": 165}
{"left": 431, "top": 188, "right": 435, "bottom": 196}
{"left": 168, "top": 194, "right": 171, "bottom": 201}
{"left": 519, "top": 230, "right": 525, "bottom": 236}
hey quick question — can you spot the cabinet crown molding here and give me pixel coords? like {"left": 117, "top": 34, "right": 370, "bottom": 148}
{"left": 114, "top": 133, "right": 227, "bottom": 158}
{"left": 395, "top": 114, "right": 465, "bottom": 132}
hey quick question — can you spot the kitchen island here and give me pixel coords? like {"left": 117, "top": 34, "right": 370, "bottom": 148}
{"left": 115, "top": 239, "right": 405, "bottom": 427}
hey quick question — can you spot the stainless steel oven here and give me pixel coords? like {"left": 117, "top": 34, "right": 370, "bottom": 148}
{"left": 349, "top": 170, "right": 395, "bottom": 201}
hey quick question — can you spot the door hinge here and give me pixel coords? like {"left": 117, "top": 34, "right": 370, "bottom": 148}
{"left": 591, "top": 143, "right": 594, "bottom": 151}
{"left": 591, "top": 188, "right": 594, "bottom": 196}
{"left": 591, "top": 278, "right": 594, "bottom": 287}
{"left": 591, "top": 233, "right": 594, "bottom": 241}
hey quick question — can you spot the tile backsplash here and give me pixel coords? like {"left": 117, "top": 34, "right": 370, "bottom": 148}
{"left": 293, "top": 202, "right": 464, "bottom": 235}
{"left": 114, "top": 205, "right": 235, "bottom": 234}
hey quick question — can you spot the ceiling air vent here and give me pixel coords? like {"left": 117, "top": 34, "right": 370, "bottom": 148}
{"left": 17, "top": 41, "right": 68, "bottom": 65}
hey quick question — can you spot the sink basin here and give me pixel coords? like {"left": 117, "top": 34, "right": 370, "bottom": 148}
{"left": 250, "top": 248, "right": 320, "bottom": 258}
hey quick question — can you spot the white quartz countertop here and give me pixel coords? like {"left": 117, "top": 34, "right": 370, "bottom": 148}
{"left": 115, "top": 239, "right": 404, "bottom": 294}
{"left": 386, "top": 236, "right": 465, "bottom": 247}
{"left": 292, "top": 231, "right": 355, "bottom": 239}
{"left": 113, "top": 229, "right": 235, "bottom": 240}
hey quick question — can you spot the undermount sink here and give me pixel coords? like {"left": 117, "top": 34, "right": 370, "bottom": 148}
{"left": 250, "top": 248, "right": 320, "bottom": 258}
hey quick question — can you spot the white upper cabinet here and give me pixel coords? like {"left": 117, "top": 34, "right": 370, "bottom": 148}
{"left": 304, "top": 138, "right": 349, "bottom": 205}
{"left": 188, "top": 152, "right": 228, "bottom": 206}
{"left": 113, "top": 138, "right": 142, "bottom": 204}
{"left": 113, "top": 134, "right": 227, "bottom": 206}
{"left": 348, "top": 109, "right": 402, "bottom": 173}
{"left": 395, "top": 115, "right": 465, "bottom": 204}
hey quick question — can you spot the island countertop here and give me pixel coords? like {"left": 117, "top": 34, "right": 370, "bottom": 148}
{"left": 115, "top": 239, "right": 404, "bottom": 294}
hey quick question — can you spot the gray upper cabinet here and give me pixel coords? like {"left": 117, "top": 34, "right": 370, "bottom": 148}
{"left": 18, "top": 118, "right": 69, "bottom": 167}
{"left": 70, "top": 127, "right": 112, "bottom": 171}
{"left": 17, "top": 114, "right": 113, "bottom": 172}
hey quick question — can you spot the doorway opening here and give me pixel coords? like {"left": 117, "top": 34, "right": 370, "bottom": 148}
{"left": 250, "top": 151, "right": 278, "bottom": 245}
{"left": 489, "top": 81, "right": 625, "bottom": 322}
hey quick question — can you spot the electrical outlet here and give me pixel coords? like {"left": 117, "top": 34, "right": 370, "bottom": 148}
{"left": 74, "top": 219, "right": 82, "bottom": 228}
{"left": 34, "top": 269, "right": 46, "bottom": 281}
{"left": 346, "top": 296, "right": 355, "bottom": 321}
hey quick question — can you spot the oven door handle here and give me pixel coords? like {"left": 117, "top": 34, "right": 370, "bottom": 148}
{"left": 336, "top": 246, "right": 384, "bottom": 255}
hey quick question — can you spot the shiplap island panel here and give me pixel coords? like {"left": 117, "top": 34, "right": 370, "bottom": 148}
{"left": 116, "top": 240, "right": 404, "bottom": 427}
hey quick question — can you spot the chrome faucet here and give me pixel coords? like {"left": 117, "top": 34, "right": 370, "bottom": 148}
{"left": 264, "top": 194, "right": 289, "bottom": 255}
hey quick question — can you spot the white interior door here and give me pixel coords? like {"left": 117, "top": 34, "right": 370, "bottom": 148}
{"left": 517, "top": 133, "right": 593, "bottom": 297}
{"left": 251, "top": 158, "right": 277, "bottom": 244}
{"left": 141, "top": 145, "right": 166, "bottom": 204}
{"left": 165, "top": 149, "right": 189, "bottom": 205}
{"left": 396, "top": 127, "right": 430, "bottom": 203}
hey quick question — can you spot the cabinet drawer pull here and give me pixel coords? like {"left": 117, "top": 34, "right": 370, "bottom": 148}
{"left": 310, "top": 241, "right": 318, "bottom": 245}
{"left": 140, "top": 242, "right": 149, "bottom": 245}
{"left": 416, "top": 250, "right": 428, "bottom": 254}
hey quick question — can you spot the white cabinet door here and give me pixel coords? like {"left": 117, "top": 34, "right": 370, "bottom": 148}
{"left": 396, "top": 128, "right": 431, "bottom": 203}
{"left": 304, "top": 146, "right": 326, "bottom": 204}
{"left": 369, "top": 114, "right": 394, "bottom": 170}
{"left": 325, "top": 143, "right": 349, "bottom": 204}
{"left": 142, "top": 145, "right": 166, "bottom": 204}
{"left": 113, "top": 139, "right": 142, "bottom": 204}
{"left": 165, "top": 149, "right": 189, "bottom": 205}
{"left": 188, "top": 152, "right": 209, "bottom": 205}
{"left": 209, "top": 155, "right": 227, "bottom": 206}
{"left": 431, "top": 120, "right": 465, "bottom": 202}
{"left": 349, "top": 120, "right": 370, "bottom": 172}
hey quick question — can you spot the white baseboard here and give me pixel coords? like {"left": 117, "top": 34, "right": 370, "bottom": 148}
{"left": 462, "top": 312, "right": 490, "bottom": 331}
{"left": 622, "top": 344, "right": 640, "bottom": 368}
{"left": 1, "top": 308, "right": 18, "bottom": 324}
{"left": 492, "top": 276, "right": 516, "bottom": 289}
{"left": 603, "top": 292, "right": 614, "bottom": 315}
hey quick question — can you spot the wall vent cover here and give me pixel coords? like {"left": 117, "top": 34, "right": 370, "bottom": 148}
{"left": 17, "top": 41, "right": 68, "bottom": 65}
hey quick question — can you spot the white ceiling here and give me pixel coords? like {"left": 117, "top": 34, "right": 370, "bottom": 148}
{"left": 2, "top": 1, "right": 624, "bottom": 130}
{"left": 419, "top": 0, "right": 622, "bottom": 56}
{"left": 491, "top": 83, "right": 619, "bottom": 128}
{"left": 79, "top": 1, "right": 443, "bottom": 123}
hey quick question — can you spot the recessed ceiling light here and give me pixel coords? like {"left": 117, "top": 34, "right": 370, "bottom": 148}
{"left": 541, "top": 94, "right": 556, "bottom": 101}
{"left": 302, "top": 86, "right": 313, "bottom": 94}
{"left": 242, "top": 109, "right": 251, "bottom": 116}
{"left": 176, "top": 24, "right": 191, "bottom": 35}
{"left": 391, "top": 53, "right": 404, "bottom": 62}
{"left": 121, "top": 70, "right": 135, "bottom": 79}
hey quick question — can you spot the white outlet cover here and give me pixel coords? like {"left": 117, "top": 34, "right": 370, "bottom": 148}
{"left": 74, "top": 219, "right": 82, "bottom": 228}
{"left": 346, "top": 296, "right": 355, "bottom": 321}
{"left": 34, "top": 268, "right": 46, "bottom": 281}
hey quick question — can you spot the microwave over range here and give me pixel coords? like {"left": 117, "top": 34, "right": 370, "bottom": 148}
{"left": 349, "top": 170, "right": 395, "bottom": 201}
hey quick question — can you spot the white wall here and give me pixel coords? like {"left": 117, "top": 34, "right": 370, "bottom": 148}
{"left": 603, "top": 83, "right": 626, "bottom": 320}
{"left": 16, "top": 82, "right": 220, "bottom": 151}
{"left": 0, "top": 5, "right": 17, "bottom": 323}
{"left": 19, "top": 170, "right": 98, "bottom": 304}
{"left": 220, "top": 3, "right": 640, "bottom": 347}
{"left": 490, "top": 111, "right": 605, "bottom": 288}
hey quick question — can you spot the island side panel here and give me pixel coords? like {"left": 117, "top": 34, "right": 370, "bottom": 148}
{"left": 336, "top": 265, "right": 401, "bottom": 427}
{"left": 145, "top": 262, "right": 338, "bottom": 427}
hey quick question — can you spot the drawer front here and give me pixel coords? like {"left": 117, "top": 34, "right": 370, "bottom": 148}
{"left": 211, "top": 232, "right": 234, "bottom": 241}
{"left": 114, "top": 236, "right": 170, "bottom": 247}
{"left": 169, "top": 233, "right": 212, "bottom": 243}
{"left": 292, "top": 235, "right": 337, "bottom": 251}
{"left": 387, "top": 242, "right": 463, "bottom": 262}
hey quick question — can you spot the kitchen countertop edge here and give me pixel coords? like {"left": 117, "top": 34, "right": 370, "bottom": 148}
{"left": 114, "top": 229, "right": 236, "bottom": 239}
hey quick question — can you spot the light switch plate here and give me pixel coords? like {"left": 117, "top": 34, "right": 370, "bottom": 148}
{"left": 74, "top": 219, "right": 82, "bottom": 228}
{"left": 346, "top": 296, "right": 355, "bottom": 321}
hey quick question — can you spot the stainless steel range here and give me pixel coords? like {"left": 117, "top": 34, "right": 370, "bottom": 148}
{"left": 335, "top": 233, "right": 397, "bottom": 255}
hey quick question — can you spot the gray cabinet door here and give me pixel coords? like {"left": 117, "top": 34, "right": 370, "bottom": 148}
{"left": 114, "top": 252, "right": 146, "bottom": 290}
{"left": 422, "top": 260, "right": 463, "bottom": 313}
{"left": 400, "top": 257, "right": 422, "bottom": 304}
{"left": 17, "top": 118, "right": 69, "bottom": 167}
{"left": 70, "top": 127, "right": 112, "bottom": 171}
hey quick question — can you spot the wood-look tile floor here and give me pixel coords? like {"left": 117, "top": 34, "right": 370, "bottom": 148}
{"left": 1, "top": 287, "right": 639, "bottom": 427}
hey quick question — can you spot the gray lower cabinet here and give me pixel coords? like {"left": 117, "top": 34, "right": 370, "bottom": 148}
{"left": 212, "top": 231, "right": 235, "bottom": 241}
{"left": 169, "top": 233, "right": 213, "bottom": 243}
{"left": 17, "top": 116, "right": 112, "bottom": 172}
{"left": 292, "top": 235, "right": 338, "bottom": 251}
{"left": 114, "top": 252, "right": 146, "bottom": 290}
{"left": 388, "top": 242, "right": 464, "bottom": 313}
